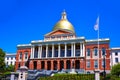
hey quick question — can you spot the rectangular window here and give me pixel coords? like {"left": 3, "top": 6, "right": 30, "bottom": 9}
{"left": 7, "top": 62, "right": 8, "bottom": 65}
{"left": 51, "top": 36, "right": 55, "bottom": 39}
{"left": 87, "top": 48, "right": 90, "bottom": 56}
{"left": 94, "top": 48, "right": 98, "bottom": 56}
{"left": 94, "top": 60, "right": 98, "bottom": 68}
{"left": 63, "top": 36, "right": 67, "bottom": 39}
{"left": 102, "top": 60, "right": 106, "bottom": 68}
{"left": 57, "top": 36, "right": 61, "bottom": 39}
{"left": 86, "top": 60, "right": 90, "bottom": 68}
{"left": 115, "top": 52, "right": 118, "bottom": 56}
{"left": 19, "top": 52, "right": 22, "bottom": 59}
{"left": 69, "top": 35, "right": 73, "bottom": 38}
{"left": 115, "top": 58, "right": 118, "bottom": 63}
{"left": 102, "top": 48, "right": 106, "bottom": 56}
{"left": 7, "top": 57, "right": 9, "bottom": 60}
{"left": 25, "top": 52, "right": 28, "bottom": 59}
{"left": 11, "top": 57, "right": 13, "bottom": 60}
{"left": 11, "top": 62, "right": 12, "bottom": 65}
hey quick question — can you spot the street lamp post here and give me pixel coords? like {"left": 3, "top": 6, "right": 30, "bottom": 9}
{"left": 103, "top": 52, "right": 106, "bottom": 80}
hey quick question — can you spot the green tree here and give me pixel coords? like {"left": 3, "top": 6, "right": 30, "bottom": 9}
{"left": 0, "top": 48, "right": 6, "bottom": 73}
{"left": 6, "top": 65, "right": 15, "bottom": 72}
{"left": 111, "top": 63, "right": 120, "bottom": 77}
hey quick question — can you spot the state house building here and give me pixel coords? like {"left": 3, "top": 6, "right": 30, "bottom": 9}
{"left": 15, "top": 11, "right": 110, "bottom": 73}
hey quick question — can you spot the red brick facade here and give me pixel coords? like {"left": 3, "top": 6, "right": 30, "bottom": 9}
{"left": 85, "top": 43, "right": 110, "bottom": 72}
{"left": 15, "top": 48, "right": 31, "bottom": 70}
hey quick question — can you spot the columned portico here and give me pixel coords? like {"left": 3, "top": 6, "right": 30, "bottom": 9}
{"left": 30, "top": 41, "right": 85, "bottom": 59}
{"left": 28, "top": 41, "right": 86, "bottom": 71}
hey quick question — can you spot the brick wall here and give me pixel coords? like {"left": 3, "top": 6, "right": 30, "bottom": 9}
{"left": 15, "top": 48, "right": 31, "bottom": 71}
{"left": 85, "top": 44, "right": 110, "bottom": 71}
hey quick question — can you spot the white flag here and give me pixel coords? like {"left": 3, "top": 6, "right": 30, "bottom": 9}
{"left": 94, "top": 16, "right": 99, "bottom": 30}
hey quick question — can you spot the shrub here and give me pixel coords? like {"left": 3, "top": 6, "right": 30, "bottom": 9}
{"left": 111, "top": 63, "right": 120, "bottom": 77}
{"left": 39, "top": 74, "right": 95, "bottom": 80}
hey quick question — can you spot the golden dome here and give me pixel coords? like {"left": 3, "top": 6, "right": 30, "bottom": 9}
{"left": 53, "top": 11, "right": 75, "bottom": 33}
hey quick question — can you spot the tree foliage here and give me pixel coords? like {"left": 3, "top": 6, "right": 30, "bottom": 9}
{"left": 0, "top": 48, "right": 6, "bottom": 73}
{"left": 6, "top": 65, "right": 15, "bottom": 72}
{"left": 111, "top": 63, "right": 120, "bottom": 77}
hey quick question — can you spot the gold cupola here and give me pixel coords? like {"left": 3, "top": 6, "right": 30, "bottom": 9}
{"left": 53, "top": 11, "right": 75, "bottom": 33}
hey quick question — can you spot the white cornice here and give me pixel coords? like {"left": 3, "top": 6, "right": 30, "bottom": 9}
{"left": 17, "top": 44, "right": 31, "bottom": 47}
{"left": 6, "top": 54, "right": 16, "bottom": 56}
{"left": 86, "top": 38, "right": 110, "bottom": 42}
{"left": 110, "top": 47, "right": 120, "bottom": 50}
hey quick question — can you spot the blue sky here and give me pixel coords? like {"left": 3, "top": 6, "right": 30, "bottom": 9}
{"left": 0, "top": 0, "right": 120, "bottom": 53}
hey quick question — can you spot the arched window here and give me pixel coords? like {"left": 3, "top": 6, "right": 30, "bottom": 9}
{"left": 87, "top": 71, "right": 90, "bottom": 74}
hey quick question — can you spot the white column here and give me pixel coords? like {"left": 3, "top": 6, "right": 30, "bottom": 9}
{"left": 33, "top": 46, "right": 35, "bottom": 58}
{"left": 40, "top": 45, "right": 42, "bottom": 58}
{"left": 71, "top": 43, "right": 73, "bottom": 57}
{"left": 81, "top": 43, "right": 83, "bottom": 57}
{"left": 58, "top": 44, "right": 61, "bottom": 57}
{"left": 65, "top": 43, "right": 67, "bottom": 57}
{"left": 73, "top": 43, "right": 76, "bottom": 57}
{"left": 38, "top": 46, "right": 41, "bottom": 58}
{"left": 83, "top": 43, "right": 85, "bottom": 57}
{"left": 52, "top": 44, "right": 54, "bottom": 58}
{"left": 80, "top": 43, "right": 82, "bottom": 57}
{"left": 30, "top": 46, "right": 33, "bottom": 59}
{"left": 46, "top": 45, "right": 48, "bottom": 58}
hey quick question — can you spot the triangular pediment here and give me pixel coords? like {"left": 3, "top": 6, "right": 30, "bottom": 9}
{"left": 45, "top": 29, "right": 74, "bottom": 36}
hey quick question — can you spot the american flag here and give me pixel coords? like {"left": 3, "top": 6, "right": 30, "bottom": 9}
{"left": 94, "top": 16, "right": 99, "bottom": 30}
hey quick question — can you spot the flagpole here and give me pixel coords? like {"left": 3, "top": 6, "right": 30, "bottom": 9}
{"left": 94, "top": 16, "right": 100, "bottom": 80}
{"left": 97, "top": 16, "right": 99, "bottom": 70}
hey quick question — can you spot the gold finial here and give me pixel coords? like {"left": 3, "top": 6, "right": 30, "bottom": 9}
{"left": 61, "top": 10, "right": 67, "bottom": 19}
